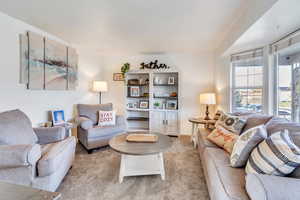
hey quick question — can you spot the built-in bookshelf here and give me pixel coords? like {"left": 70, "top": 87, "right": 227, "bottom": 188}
{"left": 125, "top": 70, "right": 180, "bottom": 136}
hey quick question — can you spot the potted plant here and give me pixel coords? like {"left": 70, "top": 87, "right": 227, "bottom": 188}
{"left": 154, "top": 102, "right": 160, "bottom": 109}
{"left": 121, "top": 63, "right": 130, "bottom": 77}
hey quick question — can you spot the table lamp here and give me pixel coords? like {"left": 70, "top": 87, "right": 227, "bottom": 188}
{"left": 199, "top": 93, "right": 216, "bottom": 120}
{"left": 93, "top": 81, "right": 108, "bottom": 104}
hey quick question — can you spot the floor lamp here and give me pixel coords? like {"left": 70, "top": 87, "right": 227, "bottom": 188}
{"left": 93, "top": 81, "right": 108, "bottom": 104}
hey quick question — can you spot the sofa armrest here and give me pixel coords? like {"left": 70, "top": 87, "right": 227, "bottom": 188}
{"left": 116, "top": 115, "right": 126, "bottom": 129}
{"left": 34, "top": 127, "right": 66, "bottom": 144}
{"left": 246, "top": 173, "right": 300, "bottom": 200}
{"left": 0, "top": 144, "right": 41, "bottom": 169}
{"left": 76, "top": 116, "right": 93, "bottom": 130}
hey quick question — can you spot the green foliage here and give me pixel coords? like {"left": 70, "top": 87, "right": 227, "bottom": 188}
{"left": 121, "top": 63, "right": 130, "bottom": 75}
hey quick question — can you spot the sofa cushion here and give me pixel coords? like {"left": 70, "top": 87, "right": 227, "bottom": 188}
{"left": 242, "top": 114, "right": 272, "bottom": 133}
{"left": 207, "top": 126, "right": 238, "bottom": 154}
{"left": 77, "top": 103, "right": 113, "bottom": 125}
{"left": 246, "top": 173, "right": 300, "bottom": 200}
{"left": 231, "top": 125, "right": 267, "bottom": 168}
{"left": 0, "top": 109, "right": 38, "bottom": 145}
{"left": 246, "top": 130, "right": 300, "bottom": 176}
{"left": 216, "top": 112, "right": 246, "bottom": 134}
{"left": 203, "top": 148, "right": 249, "bottom": 200}
{"left": 38, "top": 137, "right": 76, "bottom": 177}
{"left": 86, "top": 126, "right": 125, "bottom": 139}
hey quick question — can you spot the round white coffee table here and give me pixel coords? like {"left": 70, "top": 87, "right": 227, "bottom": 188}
{"left": 109, "top": 132, "right": 172, "bottom": 183}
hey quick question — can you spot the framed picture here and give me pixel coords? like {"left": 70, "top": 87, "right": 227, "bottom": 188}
{"left": 113, "top": 73, "right": 124, "bottom": 81}
{"left": 51, "top": 110, "right": 66, "bottom": 125}
{"left": 168, "top": 77, "right": 175, "bottom": 85}
{"left": 166, "top": 100, "right": 177, "bottom": 110}
{"left": 130, "top": 86, "right": 140, "bottom": 97}
{"left": 139, "top": 100, "right": 149, "bottom": 109}
{"left": 127, "top": 103, "right": 134, "bottom": 108}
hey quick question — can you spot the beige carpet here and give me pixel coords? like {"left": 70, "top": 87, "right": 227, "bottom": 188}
{"left": 57, "top": 138, "right": 209, "bottom": 200}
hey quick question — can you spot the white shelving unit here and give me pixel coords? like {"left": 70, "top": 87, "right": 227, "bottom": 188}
{"left": 125, "top": 69, "right": 180, "bottom": 136}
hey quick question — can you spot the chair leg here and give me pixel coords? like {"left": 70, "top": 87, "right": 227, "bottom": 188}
{"left": 87, "top": 149, "right": 93, "bottom": 154}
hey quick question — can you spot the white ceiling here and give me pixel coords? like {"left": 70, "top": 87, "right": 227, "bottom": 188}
{"left": 228, "top": 0, "right": 300, "bottom": 54}
{"left": 0, "top": 0, "right": 246, "bottom": 54}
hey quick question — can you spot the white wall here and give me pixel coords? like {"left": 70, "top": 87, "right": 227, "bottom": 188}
{"left": 0, "top": 12, "right": 101, "bottom": 125}
{"left": 100, "top": 53, "right": 216, "bottom": 134}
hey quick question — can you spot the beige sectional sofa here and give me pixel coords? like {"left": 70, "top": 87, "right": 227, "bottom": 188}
{"left": 198, "top": 116, "right": 300, "bottom": 200}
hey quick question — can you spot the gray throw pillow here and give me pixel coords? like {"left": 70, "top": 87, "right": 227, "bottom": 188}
{"left": 230, "top": 125, "right": 267, "bottom": 167}
{"left": 216, "top": 112, "right": 246, "bottom": 134}
{"left": 0, "top": 109, "right": 38, "bottom": 145}
{"left": 77, "top": 103, "right": 113, "bottom": 124}
{"left": 242, "top": 114, "right": 272, "bottom": 133}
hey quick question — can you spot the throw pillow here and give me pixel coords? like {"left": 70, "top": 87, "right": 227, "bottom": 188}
{"left": 246, "top": 129, "right": 300, "bottom": 176}
{"left": 98, "top": 110, "right": 116, "bottom": 127}
{"left": 207, "top": 125, "right": 238, "bottom": 154}
{"left": 213, "top": 110, "right": 223, "bottom": 120}
{"left": 242, "top": 114, "right": 273, "bottom": 133}
{"left": 230, "top": 125, "right": 267, "bottom": 167}
{"left": 216, "top": 112, "right": 246, "bottom": 135}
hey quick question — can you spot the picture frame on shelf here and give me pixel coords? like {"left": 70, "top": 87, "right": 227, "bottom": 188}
{"left": 127, "top": 103, "right": 134, "bottom": 109}
{"left": 166, "top": 100, "right": 177, "bottom": 110}
{"left": 113, "top": 73, "right": 124, "bottom": 81}
{"left": 51, "top": 110, "right": 66, "bottom": 126}
{"left": 130, "top": 86, "right": 140, "bottom": 97}
{"left": 168, "top": 77, "right": 175, "bottom": 85}
{"left": 139, "top": 100, "right": 149, "bottom": 109}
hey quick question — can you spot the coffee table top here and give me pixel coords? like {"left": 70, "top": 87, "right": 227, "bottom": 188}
{"left": 109, "top": 132, "right": 172, "bottom": 155}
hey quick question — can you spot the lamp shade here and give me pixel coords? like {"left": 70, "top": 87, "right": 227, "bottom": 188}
{"left": 199, "top": 93, "right": 216, "bottom": 105}
{"left": 93, "top": 81, "right": 108, "bottom": 92}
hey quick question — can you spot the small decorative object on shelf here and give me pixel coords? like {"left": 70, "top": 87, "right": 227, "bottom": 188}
{"left": 140, "top": 60, "right": 170, "bottom": 70}
{"left": 128, "top": 79, "right": 140, "bottom": 85}
{"left": 129, "top": 86, "right": 140, "bottom": 97}
{"left": 166, "top": 100, "right": 177, "bottom": 110}
{"left": 170, "top": 92, "right": 177, "bottom": 97}
{"left": 139, "top": 100, "right": 149, "bottom": 109}
{"left": 153, "top": 102, "right": 161, "bottom": 109}
{"left": 168, "top": 77, "right": 175, "bottom": 85}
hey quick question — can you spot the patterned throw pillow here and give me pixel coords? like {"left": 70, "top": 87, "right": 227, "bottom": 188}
{"left": 213, "top": 110, "right": 223, "bottom": 120}
{"left": 246, "top": 130, "right": 300, "bottom": 176}
{"left": 207, "top": 126, "right": 238, "bottom": 154}
{"left": 216, "top": 112, "right": 246, "bottom": 134}
{"left": 98, "top": 110, "right": 116, "bottom": 127}
{"left": 230, "top": 125, "right": 267, "bottom": 167}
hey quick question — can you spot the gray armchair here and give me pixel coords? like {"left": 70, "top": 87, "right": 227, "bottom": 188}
{"left": 77, "top": 103, "right": 127, "bottom": 153}
{"left": 0, "top": 109, "right": 76, "bottom": 192}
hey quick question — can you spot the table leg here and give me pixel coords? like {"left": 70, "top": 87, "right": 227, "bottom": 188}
{"left": 119, "top": 154, "right": 125, "bottom": 183}
{"left": 193, "top": 124, "right": 199, "bottom": 148}
{"left": 158, "top": 153, "right": 165, "bottom": 180}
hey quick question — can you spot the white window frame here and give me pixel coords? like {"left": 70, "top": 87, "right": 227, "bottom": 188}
{"left": 230, "top": 48, "right": 265, "bottom": 113}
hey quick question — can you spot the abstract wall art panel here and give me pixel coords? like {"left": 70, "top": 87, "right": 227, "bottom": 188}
{"left": 44, "top": 38, "right": 68, "bottom": 90}
{"left": 67, "top": 47, "right": 78, "bottom": 90}
{"left": 27, "top": 32, "right": 45, "bottom": 90}
{"left": 19, "top": 34, "right": 29, "bottom": 84}
{"left": 19, "top": 31, "right": 78, "bottom": 90}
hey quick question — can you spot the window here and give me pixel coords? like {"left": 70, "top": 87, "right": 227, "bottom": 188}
{"left": 231, "top": 49, "right": 264, "bottom": 113}
{"left": 272, "top": 34, "right": 300, "bottom": 122}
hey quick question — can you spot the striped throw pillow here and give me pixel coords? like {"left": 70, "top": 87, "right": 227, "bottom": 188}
{"left": 246, "top": 129, "right": 300, "bottom": 176}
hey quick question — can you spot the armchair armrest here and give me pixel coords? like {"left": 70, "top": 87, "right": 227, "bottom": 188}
{"left": 34, "top": 127, "right": 66, "bottom": 144}
{"left": 76, "top": 116, "right": 93, "bottom": 130}
{"left": 0, "top": 144, "right": 41, "bottom": 169}
{"left": 246, "top": 173, "right": 300, "bottom": 200}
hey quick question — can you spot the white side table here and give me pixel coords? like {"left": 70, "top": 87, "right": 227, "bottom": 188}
{"left": 54, "top": 123, "right": 76, "bottom": 137}
{"left": 188, "top": 118, "right": 216, "bottom": 148}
